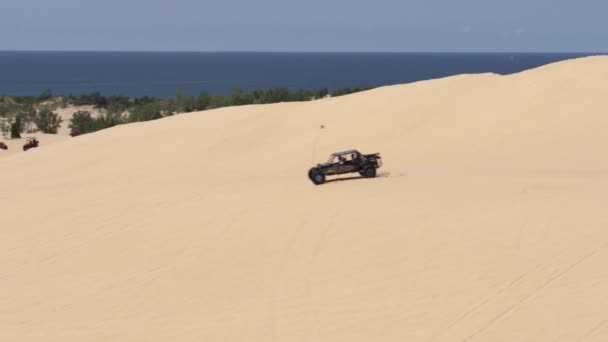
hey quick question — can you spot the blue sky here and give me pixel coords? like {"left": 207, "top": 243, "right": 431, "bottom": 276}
{"left": 1, "top": 0, "right": 607, "bottom": 52}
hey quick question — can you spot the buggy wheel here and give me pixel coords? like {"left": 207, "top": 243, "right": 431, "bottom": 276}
{"left": 311, "top": 172, "right": 326, "bottom": 185}
{"left": 362, "top": 167, "right": 376, "bottom": 178}
{"left": 308, "top": 168, "right": 316, "bottom": 180}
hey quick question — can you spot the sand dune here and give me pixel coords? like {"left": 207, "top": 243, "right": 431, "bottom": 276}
{"left": 1, "top": 56, "right": 608, "bottom": 341}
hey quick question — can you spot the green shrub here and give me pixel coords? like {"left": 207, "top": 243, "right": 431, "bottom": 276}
{"left": 34, "top": 107, "right": 63, "bottom": 134}
{"left": 128, "top": 102, "right": 162, "bottom": 122}
{"left": 1, "top": 86, "right": 372, "bottom": 137}
{"left": 97, "top": 111, "right": 123, "bottom": 128}
{"left": 0, "top": 97, "right": 19, "bottom": 117}
{"left": 195, "top": 92, "right": 211, "bottom": 110}
{"left": 10, "top": 115, "right": 23, "bottom": 138}
{"left": 21, "top": 105, "right": 38, "bottom": 133}
{"left": 0, "top": 120, "right": 8, "bottom": 137}
{"left": 69, "top": 111, "right": 99, "bottom": 135}
{"left": 71, "top": 92, "right": 108, "bottom": 108}
{"left": 230, "top": 87, "right": 253, "bottom": 106}
{"left": 106, "top": 95, "right": 131, "bottom": 115}
{"left": 316, "top": 87, "right": 329, "bottom": 99}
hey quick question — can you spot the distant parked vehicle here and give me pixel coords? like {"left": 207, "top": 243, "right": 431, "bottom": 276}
{"left": 23, "top": 137, "right": 39, "bottom": 151}
{"left": 0, "top": 142, "right": 7, "bottom": 150}
{"left": 308, "top": 149, "right": 382, "bottom": 185}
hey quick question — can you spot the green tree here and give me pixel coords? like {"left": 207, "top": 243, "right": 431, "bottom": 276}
{"left": 20, "top": 105, "right": 38, "bottom": 133}
{"left": 75, "top": 92, "right": 108, "bottom": 108}
{"left": 251, "top": 90, "right": 265, "bottom": 104}
{"left": 293, "top": 89, "right": 314, "bottom": 101}
{"left": 106, "top": 95, "right": 131, "bottom": 115}
{"left": 97, "top": 111, "right": 123, "bottom": 128}
{"left": 69, "top": 111, "right": 99, "bottom": 135}
{"left": 0, "top": 120, "right": 8, "bottom": 137}
{"left": 228, "top": 87, "right": 254, "bottom": 106}
{"left": 264, "top": 87, "right": 292, "bottom": 103}
{"left": 0, "top": 96, "right": 20, "bottom": 117}
{"left": 331, "top": 87, "right": 370, "bottom": 97}
{"left": 173, "top": 90, "right": 195, "bottom": 113}
{"left": 10, "top": 115, "right": 23, "bottom": 138}
{"left": 195, "top": 92, "right": 211, "bottom": 110}
{"left": 0, "top": 102, "right": 12, "bottom": 118}
{"left": 208, "top": 95, "right": 227, "bottom": 109}
{"left": 316, "top": 87, "right": 329, "bottom": 99}
{"left": 133, "top": 96, "right": 157, "bottom": 106}
{"left": 128, "top": 102, "right": 162, "bottom": 122}
{"left": 34, "top": 107, "right": 63, "bottom": 134}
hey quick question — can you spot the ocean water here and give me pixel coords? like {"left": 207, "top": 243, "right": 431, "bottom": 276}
{"left": 0, "top": 52, "right": 601, "bottom": 98}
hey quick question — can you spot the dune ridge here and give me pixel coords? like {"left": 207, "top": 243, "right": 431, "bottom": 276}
{"left": 1, "top": 56, "right": 608, "bottom": 341}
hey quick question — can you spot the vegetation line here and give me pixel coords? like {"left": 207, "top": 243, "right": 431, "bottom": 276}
{"left": 0, "top": 86, "right": 371, "bottom": 137}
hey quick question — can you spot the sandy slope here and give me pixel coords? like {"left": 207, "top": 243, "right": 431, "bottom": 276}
{"left": 1, "top": 56, "right": 608, "bottom": 341}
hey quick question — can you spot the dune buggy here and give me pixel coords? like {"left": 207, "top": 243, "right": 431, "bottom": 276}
{"left": 308, "top": 149, "right": 382, "bottom": 185}
{"left": 23, "top": 137, "right": 39, "bottom": 151}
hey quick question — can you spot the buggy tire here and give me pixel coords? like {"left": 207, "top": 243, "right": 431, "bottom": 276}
{"left": 310, "top": 171, "right": 326, "bottom": 185}
{"left": 362, "top": 167, "right": 376, "bottom": 178}
{"left": 308, "top": 168, "right": 316, "bottom": 180}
